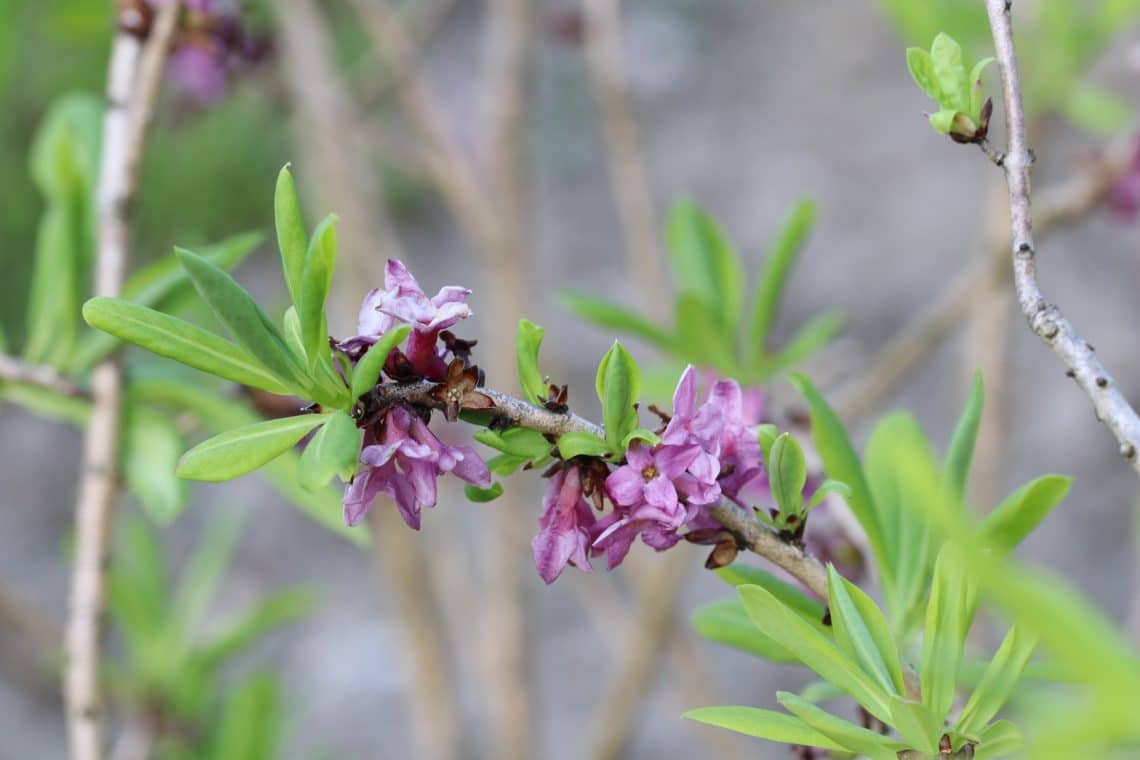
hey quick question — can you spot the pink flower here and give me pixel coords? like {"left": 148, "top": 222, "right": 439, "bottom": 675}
{"left": 337, "top": 260, "right": 472, "bottom": 380}
{"left": 532, "top": 466, "right": 597, "bottom": 584}
{"left": 1108, "top": 138, "right": 1140, "bottom": 221}
{"left": 343, "top": 405, "right": 490, "bottom": 528}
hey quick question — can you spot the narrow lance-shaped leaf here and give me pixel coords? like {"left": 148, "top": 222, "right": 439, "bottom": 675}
{"left": 82, "top": 297, "right": 293, "bottom": 395}
{"left": 72, "top": 232, "right": 265, "bottom": 372}
{"left": 666, "top": 201, "right": 745, "bottom": 335}
{"left": 749, "top": 199, "right": 816, "bottom": 363}
{"left": 921, "top": 546, "right": 971, "bottom": 720}
{"left": 683, "top": 705, "right": 846, "bottom": 752}
{"left": 980, "top": 475, "right": 1071, "bottom": 558}
{"left": 350, "top": 325, "right": 412, "bottom": 400}
{"left": 556, "top": 431, "right": 611, "bottom": 460}
{"left": 691, "top": 600, "right": 798, "bottom": 663}
{"left": 516, "top": 319, "right": 547, "bottom": 404}
{"left": 739, "top": 584, "right": 893, "bottom": 723}
{"left": 777, "top": 691, "right": 903, "bottom": 760}
{"left": 299, "top": 214, "right": 338, "bottom": 368}
{"left": 558, "top": 292, "right": 675, "bottom": 350}
{"left": 299, "top": 410, "right": 361, "bottom": 490}
{"left": 464, "top": 483, "right": 504, "bottom": 503}
{"left": 943, "top": 372, "right": 983, "bottom": 502}
{"left": 956, "top": 625, "right": 1038, "bottom": 737}
{"left": 827, "top": 565, "right": 906, "bottom": 697}
{"left": 790, "top": 374, "right": 883, "bottom": 564}
{"left": 888, "top": 696, "right": 942, "bottom": 755}
{"left": 176, "top": 248, "right": 307, "bottom": 391}
{"left": 123, "top": 405, "right": 188, "bottom": 524}
{"left": 177, "top": 413, "right": 331, "bottom": 482}
{"left": 275, "top": 164, "right": 308, "bottom": 306}
{"left": 716, "top": 564, "right": 827, "bottom": 625}
{"left": 763, "top": 311, "right": 844, "bottom": 379}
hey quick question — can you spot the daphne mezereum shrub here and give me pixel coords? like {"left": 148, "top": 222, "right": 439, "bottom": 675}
{"left": 62, "top": 10, "right": 1140, "bottom": 757}
{"left": 74, "top": 158, "right": 1140, "bottom": 760}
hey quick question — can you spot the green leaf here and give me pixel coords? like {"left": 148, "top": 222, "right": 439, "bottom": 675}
{"left": 790, "top": 375, "right": 883, "bottom": 562}
{"left": 691, "top": 600, "right": 797, "bottom": 662}
{"left": 275, "top": 164, "right": 308, "bottom": 306}
{"left": 749, "top": 199, "right": 816, "bottom": 362}
{"left": 299, "top": 410, "right": 360, "bottom": 490}
{"left": 980, "top": 475, "right": 1072, "bottom": 557}
{"left": 516, "top": 319, "right": 548, "bottom": 404}
{"left": 30, "top": 93, "right": 102, "bottom": 202}
{"left": 973, "top": 720, "right": 1023, "bottom": 760}
{"left": 864, "top": 411, "right": 936, "bottom": 636}
{"left": 299, "top": 214, "right": 338, "bottom": 367}
{"left": 71, "top": 232, "right": 265, "bottom": 372}
{"left": 757, "top": 424, "right": 779, "bottom": 466}
{"left": 763, "top": 311, "right": 845, "bottom": 379}
{"left": 944, "top": 372, "right": 983, "bottom": 502}
{"left": 465, "top": 482, "right": 504, "bottom": 502}
{"left": 557, "top": 292, "right": 675, "bottom": 350}
{"left": 929, "top": 108, "right": 959, "bottom": 134}
{"left": 930, "top": 32, "right": 968, "bottom": 110}
{"left": 968, "top": 56, "right": 995, "bottom": 118}
{"left": 128, "top": 380, "right": 363, "bottom": 544}
{"left": 906, "top": 47, "right": 938, "bottom": 100}
{"left": 827, "top": 565, "right": 906, "bottom": 697}
{"left": 24, "top": 205, "right": 84, "bottom": 367}
{"left": 777, "top": 691, "right": 902, "bottom": 759}
{"left": 889, "top": 696, "right": 942, "bottom": 755}
{"left": 177, "top": 414, "right": 330, "bottom": 482}
{"left": 475, "top": 427, "right": 554, "bottom": 460}
{"left": 666, "top": 201, "right": 745, "bottom": 334}
{"left": 123, "top": 405, "right": 188, "bottom": 523}
{"left": 768, "top": 433, "right": 808, "bottom": 516}
{"left": 956, "top": 625, "right": 1038, "bottom": 737}
{"left": 199, "top": 589, "right": 314, "bottom": 672}
{"left": 805, "top": 479, "right": 851, "bottom": 512}
{"left": 487, "top": 453, "right": 530, "bottom": 476}
{"left": 596, "top": 341, "right": 641, "bottom": 451}
{"left": 683, "top": 705, "right": 845, "bottom": 751}
{"left": 620, "top": 428, "right": 660, "bottom": 449}
{"left": 82, "top": 298, "right": 293, "bottom": 395}
{"left": 350, "top": 325, "right": 412, "bottom": 399}
{"left": 557, "top": 431, "right": 611, "bottom": 460}
{"left": 716, "top": 564, "right": 827, "bottom": 626}
{"left": 675, "top": 292, "right": 738, "bottom": 373}
{"left": 209, "top": 675, "right": 285, "bottom": 760}
{"left": 739, "top": 584, "right": 892, "bottom": 722}
{"left": 176, "top": 248, "right": 307, "bottom": 392}
{"left": 170, "top": 512, "right": 244, "bottom": 634}
{"left": 921, "top": 546, "right": 971, "bottom": 720}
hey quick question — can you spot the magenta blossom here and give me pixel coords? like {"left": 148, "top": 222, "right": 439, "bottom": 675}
{"left": 343, "top": 405, "right": 490, "bottom": 528}
{"left": 595, "top": 440, "right": 721, "bottom": 567}
{"left": 1108, "top": 137, "right": 1140, "bottom": 221}
{"left": 337, "top": 260, "right": 472, "bottom": 380}
{"left": 532, "top": 466, "right": 598, "bottom": 584}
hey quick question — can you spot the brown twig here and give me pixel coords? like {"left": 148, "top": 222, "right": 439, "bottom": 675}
{"left": 834, "top": 135, "right": 1137, "bottom": 424}
{"left": 367, "top": 379, "right": 833, "bottom": 598}
{"left": 66, "top": 6, "right": 178, "bottom": 759}
{"left": 0, "top": 354, "right": 86, "bottom": 398}
{"left": 985, "top": 0, "right": 1140, "bottom": 473}
{"left": 583, "top": 0, "right": 669, "bottom": 318}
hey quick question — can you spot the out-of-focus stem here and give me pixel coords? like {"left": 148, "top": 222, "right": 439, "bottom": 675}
{"left": 66, "top": 7, "right": 177, "bottom": 759}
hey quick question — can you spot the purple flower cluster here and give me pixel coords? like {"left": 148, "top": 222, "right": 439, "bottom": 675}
{"left": 336, "top": 260, "right": 472, "bottom": 381}
{"left": 338, "top": 261, "right": 484, "bottom": 527}
{"left": 147, "top": 0, "right": 272, "bottom": 105}
{"left": 532, "top": 366, "right": 771, "bottom": 583}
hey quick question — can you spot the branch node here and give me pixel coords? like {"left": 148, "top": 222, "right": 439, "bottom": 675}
{"left": 1122, "top": 443, "right": 1137, "bottom": 461}
{"left": 1096, "top": 376, "right": 1109, "bottom": 388}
